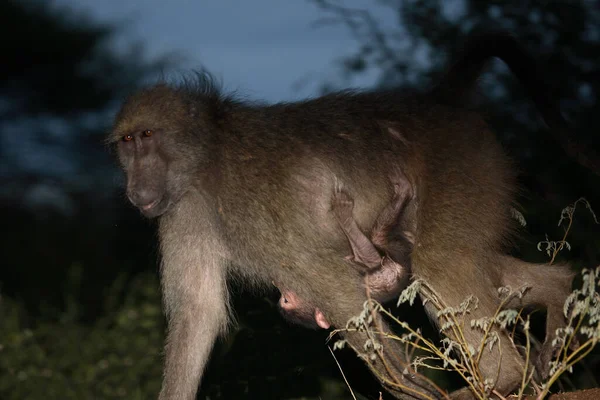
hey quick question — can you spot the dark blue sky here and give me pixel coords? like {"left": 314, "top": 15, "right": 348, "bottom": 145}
{"left": 8, "top": 1, "right": 404, "bottom": 210}
{"left": 52, "top": 0, "right": 399, "bottom": 101}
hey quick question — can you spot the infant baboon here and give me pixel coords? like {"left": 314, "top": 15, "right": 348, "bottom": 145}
{"left": 277, "top": 165, "right": 416, "bottom": 329}
{"left": 277, "top": 289, "right": 331, "bottom": 329}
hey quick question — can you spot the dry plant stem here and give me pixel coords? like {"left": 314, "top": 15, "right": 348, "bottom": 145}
{"left": 432, "top": 298, "right": 487, "bottom": 396}
{"left": 510, "top": 308, "right": 526, "bottom": 340}
{"left": 521, "top": 370, "right": 537, "bottom": 399}
{"left": 549, "top": 198, "right": 597, "bottom": 264}
{"left": 425, "top": 283, "right": 532, "bottom": 399}
{"left": 536, "top": 201, "right": 599, "bottom": 399}
{"left": 328, "top": 346, "right": 358, "bottom": 400}
{"left": 344, "top": 338, "right": 438, "bottom": 400}
{"left": 412, "top": 356, "right": 452, "bottom": 371}
{"left": 418, "top": 285, "right": 485, "bottom": 392}
{"left": 416, "top": 326, "right": 478, "bottom": 395}
{"left": 329, "top": 276, "right": 450, "bottom": 400}
{"left": 550, "top": 213, "right": 573, "bottom": 265}
{"left": 329, "top": 325, "right": 430, "bottom": 396}
{"left": 491, "top": 388, "right": 508, "bottom": 400}
{"left": 378, "top": 307, "right": 448, "bottom": 360}
{"left": 364, "top": 285, "right": 447, "bottom": 400}
{"left": 563, "top": 310, "right": 585, "bottom": 360}
{"left": 530, "top": 379, "right": 543, "bottom": 397}
{"left": 381, "top": 303, "right": 483, "bottom": 399}
{"left": 407, "top": 336, "right": 422, "bottom": 363}
{"left": 539, "top": 340, "right": 596, "bottom": 399}
{"left": 472, "top": 289, "right": 532, "bottom": 397}
{"left": 490, "top": 338, "right": 505, "bottom": 398}
{"left": 363, "top": 276, "right": 408, "bottom": 389}
{"left": 475, "top": 290, "right": 522, "bottom": 366}
{"left": 363, "top": 278, "right": 445, "bottom": 400}
{"left": 377, "top": 310, "right": 434, "bottom": 355}
{"left": 538, "top": 269, "right": 599, "bottom": 399}
{"left": 517, "top": 316, "right": 533, "bottom": 400}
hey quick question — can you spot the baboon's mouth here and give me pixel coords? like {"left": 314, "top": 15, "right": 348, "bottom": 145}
{"left": 142, "top": 199, "right": 160, "bottom": 211}
{"left": 140, "top": 197, "right": 169, "bottom": 218}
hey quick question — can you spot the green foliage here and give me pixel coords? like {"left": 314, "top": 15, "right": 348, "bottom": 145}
{"left": 0, "top": 273, "right": 164, "bottom": 400}
{"left": 0, "top": 269, "right": 362, "bottom": 400}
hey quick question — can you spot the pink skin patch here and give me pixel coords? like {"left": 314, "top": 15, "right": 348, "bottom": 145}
{"left": 314, "top": 309, "right": 330, "bottom": 329}
{"left": 278, "top": 291, "right": 331, "bottom": 329}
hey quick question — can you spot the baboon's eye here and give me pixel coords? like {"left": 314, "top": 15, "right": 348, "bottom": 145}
{"left": 123, "top": 134, "right": 134, "bottom": 142}
{"left": 143, "top": 129, "right": 153, "bottom": 137}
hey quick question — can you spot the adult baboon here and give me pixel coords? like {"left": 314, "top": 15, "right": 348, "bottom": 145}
{"left": 110, "top": 33, "right": 581, "bottom": 399}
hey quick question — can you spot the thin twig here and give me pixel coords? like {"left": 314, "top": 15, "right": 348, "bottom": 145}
{"left": 328, "top": 346, "right": 357, "bottom": 400}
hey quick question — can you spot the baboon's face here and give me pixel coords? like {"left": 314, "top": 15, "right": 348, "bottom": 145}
{"left": 115, "top": 127, "right": 174, "bottom": 218}
{"left": 110, "top": 87, "right": 214, "bottom": 218}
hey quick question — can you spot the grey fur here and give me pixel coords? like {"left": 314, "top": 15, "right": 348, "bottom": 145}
{"left": 109, "top": 32, "right": 577, "bottom": 400}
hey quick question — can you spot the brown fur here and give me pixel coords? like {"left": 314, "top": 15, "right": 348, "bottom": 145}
{"left": 109, "top": 33, "right": 577, "bottom": 400}
{"left": 339, "top": 167, "right": 575, "bottom": 380}
{"left": 276, "top": 166, "right": 415, "bottom": 328}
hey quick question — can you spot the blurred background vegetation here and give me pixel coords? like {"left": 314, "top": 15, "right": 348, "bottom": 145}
{"left": 0, "top": 0, "right": 599, "bottom": 399}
